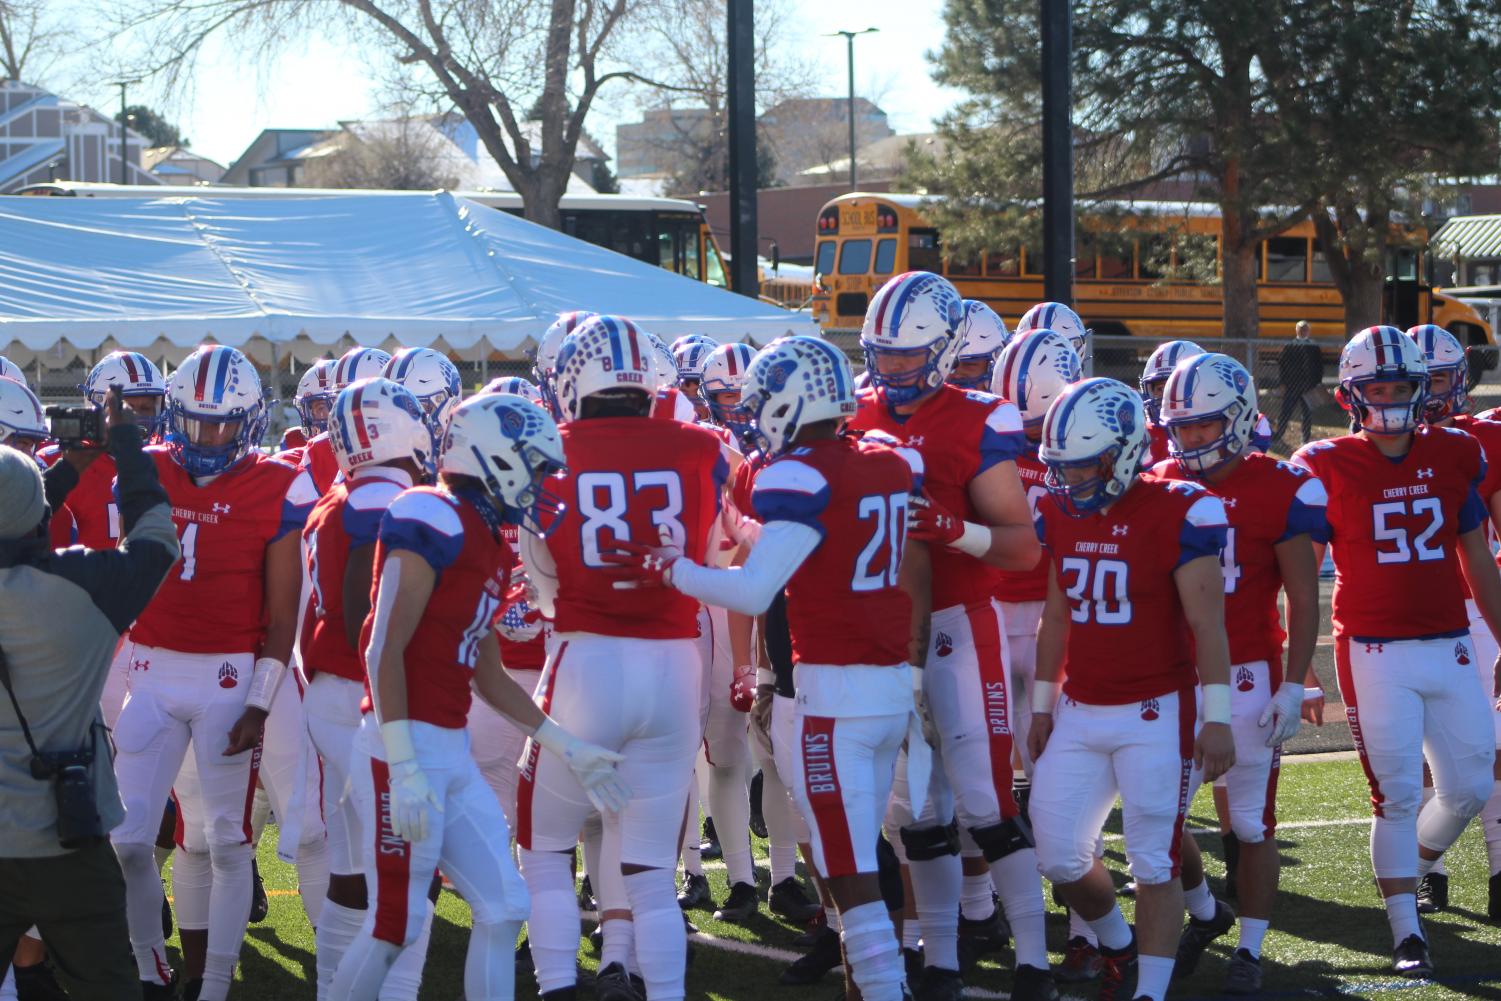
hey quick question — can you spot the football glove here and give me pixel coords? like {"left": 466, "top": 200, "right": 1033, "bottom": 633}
{"left": 388, "top": 760, "right": 442, "bottom": 842}
{"left": 907, "top": 491, "right": 963, "bottom": 546}
{"left": 600, "top": 526, "right": 683, "bottom": 590}
{"left": 1259, "top": 680, "right": 1305, "bottom": 747}
{"left": 534, "top": 719, "right": 631, "bottom": 813}
{"left": 729, "top": 664, "right": 757, "bottom": 712}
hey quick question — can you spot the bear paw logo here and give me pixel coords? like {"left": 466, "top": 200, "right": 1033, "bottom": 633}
{"left": 1140, "top": 698, "right": 1159, "bottom": 721}
{"left": 1455, "top": 642, "right": 1471, "bottom": 666}
{"left": 1235, "top": 666, "right": 1256, "bottom": 692}
{"left": 217, "top": 662, "right": 239, "bottom": 689}
{"left": 935, "top": 632, "right": 953, "bottom": 658}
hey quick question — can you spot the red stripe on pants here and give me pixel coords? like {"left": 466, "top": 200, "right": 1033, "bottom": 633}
{"left": 964, "top": 602, "right": 1018, "bottom": 817}
{"left": 1261, "top": 745, "right": 1282, "bottom": 840}
{"left": 240, "top": 741, "right": 263, "bottom": 845}
{"left": 1335, "top": 637, "right": 1387, "bottom": 817}
{"left": 800, "top": 716, "right": 857, "bottom": 878}
{"left": 1168, "top": 686, "right": 1195, "bottom": 879}
{"left": 517, "top": 641, "right": 567, "bottom": 851}
{"left": 370, "top": 757, "right": 412, "bottom": 945}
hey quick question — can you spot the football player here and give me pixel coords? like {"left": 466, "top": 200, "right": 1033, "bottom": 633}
{"left": 849, "top": 271, "right": 1052, "bottom": 1001}
{"left": 300, "top": 347, "right": 393, "bottom": 495}
{"left": 281, "top": 359, "right": 336, "bottom": 453}
{"left": 516, "top": 315, "right": 729, "bottom": 1001}
{"left": 671, "top": 333, "right": 718, "bottom": 421}
{"left": 110, "top": 345, "right": 311, "bottom": 1001}
{"left": 1292, "top": 326, "right": 1501, "bottom": 976}
{"left": 1154, "top": 353, "right": 1328, "bottom": 993}
{"left": 1140, "top": 341, "right": 1205, "bottom": 465}
{"left": 331, "top": 392, "right": 625, "bottom": 1001}
{"left": 482, "top": 375, "right": 546, "bottom": 407}
{"left": 0, "top": 379, "right": 49, "bottom": 461}
{"left": 608, "top": 335, "right": 928, "bottom": 1001}
{"left": 1015, "top": 302, "right": 1090, "bottom": 359}
{"left": 948, "top": 300, "right": 1010, "bottom": 391}
{"left": 533, "top": 311, "right": 598, "bottom": 420}
{"left": 1026, "top": 377, "right": 1235, "bottom": 1001}
{"left": 301, "top": 377, "right": 438, "bottom": 1000}
{"left": 1404, "top": 324, "right": 1501, "bottom": 920}
{"left": 383, "top": 347, "right": 462, "bottom": 432}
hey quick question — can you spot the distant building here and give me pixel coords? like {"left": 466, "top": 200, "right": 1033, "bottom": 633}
{"left": 0, "top": 80, "right": 159, "bottom": 192}
{"left": 759, "top": 97, "right": 892, "bottom": 186}
{"left": 220, "top": 128, "right": 336, "bottom": 187}
{"left": 616, "top": 107, "right": 719, "bottom": 179}
{"left": 144, "top": 145, "right": 226, "bottom": 184}
{"left": 797, "top": 132, "right": 945, "bottom": 185}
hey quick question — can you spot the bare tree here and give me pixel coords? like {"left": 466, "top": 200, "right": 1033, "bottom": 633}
{"left": 115, "top": 0, "right": 652, "bottom": 226}
{"left": 1, "top": 0, "right": 69, "bottom": 84}
{"left": 302, "top": 121, "right": 462, "bottom": 190}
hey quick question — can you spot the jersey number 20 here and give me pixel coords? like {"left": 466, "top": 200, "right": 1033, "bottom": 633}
{"left": 853, "top": 492, "right": 909, "bottom": 591}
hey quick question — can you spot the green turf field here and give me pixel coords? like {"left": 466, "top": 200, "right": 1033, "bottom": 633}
{"left": 197, "top": 754, "right": 1500, "bottom": 999}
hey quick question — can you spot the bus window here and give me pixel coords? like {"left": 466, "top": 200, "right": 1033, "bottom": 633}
{"left": 874, "top": 238, "right": 896, "bottom": 274}
{"left": 1098, "top": 247, "right": 1131, "bottom": 280}
{"left": 1388, "top": 246, "right": 1419, "bottom": 281}
{"left": 816, "top": 240, "right": 837, "bottom": 276}
{"left": 703, "top": 231, "right": 728, "bottom": 287}
{"left": 1137, "top": 236, "right": 1169, "bottom": 280}
{"left": 947, "top": 255, "right": 982, "bottom": 278}
{"left": 985, "top": 252, "right": 1018, "bottom": 277}
{"left": 1074, "top": 242, "right": 1097, "bottom": 279}
{"left": 909, "top": 229, "right": 942, "bottom": 273}
{"left": 569, "top": 210, "right": 651, "bottom": 264}
{"left": 1020, "top": 246, "right": 1043, "bottom": 277}
{"left": 840, "top": 239, "right": 874, "bottom": 274}
{"left": 1265, "top": 237, "right": 1307, "bottom": 282}
{"left": 657, "top": 216, "right": 700, "bottom": 278}
{"left": 1310, "top": 238, "right": 1333, "bottom": 284}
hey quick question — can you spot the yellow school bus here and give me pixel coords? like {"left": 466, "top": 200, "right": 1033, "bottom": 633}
{"left": 809, "top": 192, "right": 1493, "bottom": 353}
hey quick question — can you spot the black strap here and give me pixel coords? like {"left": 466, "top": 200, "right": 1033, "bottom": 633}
{"left": 0, "top": 642, "right": 42, "bottom": 761}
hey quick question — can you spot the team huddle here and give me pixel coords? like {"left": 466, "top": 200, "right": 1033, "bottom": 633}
{"left": 0, "top": 266, "right": 1498, "bottom": 1001}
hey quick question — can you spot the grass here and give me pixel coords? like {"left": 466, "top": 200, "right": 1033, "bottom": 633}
{"left": 176, "top": 755, "right": 1501, "bottom": 1000}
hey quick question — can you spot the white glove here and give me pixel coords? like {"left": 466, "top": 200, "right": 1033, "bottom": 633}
{"left": 1259, "top": 680, "right": 1305, "bottom": 747}
{"left": 534, "top": 719, "right": 631, "bottom": 813}
{"left": 912, "top": 667, "right": 939, "bottom": 748}
{"left": 382, "top": 721, "right": 442, "bottom": 842}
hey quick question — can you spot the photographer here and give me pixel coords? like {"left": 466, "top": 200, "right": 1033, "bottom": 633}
{"left": 0, "top": 389, "right": 180, "bottom": 1000}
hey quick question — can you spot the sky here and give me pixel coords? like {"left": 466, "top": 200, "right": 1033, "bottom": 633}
{"left": 66, "top": 0, "right": 963, "bottom": 172}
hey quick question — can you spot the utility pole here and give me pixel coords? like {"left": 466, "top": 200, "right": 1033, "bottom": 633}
{"left": 110, "top": 79, "right": 141, "bottom": 185}
{"left": 826, "top": 28, "right": 879, "bottom": 190}
{"left": 1040, "top": 0, "right": 1073, "bottom": 305}
{"left": 726, "top": 0, "right": 759, "bottom": 299}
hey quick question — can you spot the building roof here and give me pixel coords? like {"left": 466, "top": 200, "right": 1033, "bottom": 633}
{"left": 798, "top": 132, "right": 944, "bottom": 180}
{"left": 1433, "top": 214, "right": 1501, "bottom": 260}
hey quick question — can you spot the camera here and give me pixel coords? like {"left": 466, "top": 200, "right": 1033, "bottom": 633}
{"left": 45, "top": 406, "right": 103, "bottom": 450}
{"left": 30, "top": 747, "right": 103, "bottom": 848}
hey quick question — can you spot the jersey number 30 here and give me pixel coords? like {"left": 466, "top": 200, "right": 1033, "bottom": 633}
{"left": 1059, "top": 557, "right": 1131, "bottom": 624}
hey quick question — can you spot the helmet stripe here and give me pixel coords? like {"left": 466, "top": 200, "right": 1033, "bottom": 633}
{"left": 395, "top": 350, "right": 417, "bottom": 380}
{"left": 607, "top": 320, "right": 626, "bottom": 371}
{"left": 885, "top": 273, "right": 927, "bottom": 337}
{"left": 351, "top": 382, "right": 372, "bottom": 450}
{"left": 211, "top": 347, "right": 232, "bottom": 403}
{"left": 1041, "top": 304, "right": 1057, "bottom": 328}
{"left": 122, "top": 354, "right": 139, "bottom": 383}
{"left": 626, "top": 326, "right": 642, "bottom": 371}
{"left": 193, "top": 347, "right": 213, "bottom": 402}
{"left": 725, "top": 348, "right": 739, "bottom": 376}
{"left": 816, "top": 340, "right": 848, "bottom": 399}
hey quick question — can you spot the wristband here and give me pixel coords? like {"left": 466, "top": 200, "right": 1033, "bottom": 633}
{"left": 910, "top": 666, "right": 925, "bottom": 696}
{"left": 380, "top": 719, "right": 418, "bottom": 765}
{"left": 1202, "top": 683, "right": 1232, "bottom": 725}
{"left": 245, "top": 657, "right": 286, "bottom": 712}
{"left": 953, "top": 520, "right": 992, "bottom": 559}
{"left": 1304, "top": 686, "right": 1325, "bottom": 702}
{"left": 756, "top": 668, "right": 776, "bottom": 687}
{"left": 1031, "top": 681, "right": 1060, "bottom": 714}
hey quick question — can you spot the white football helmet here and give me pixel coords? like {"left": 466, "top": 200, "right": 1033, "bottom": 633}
{"left": 553, "top": 315, "right": 657, "bottom": 422}
{"left": 639, "top": 329, "right": 677, "bottom": 392}
{"left": 294, "top": 359, "right": 337, "bottom": 437}
{"left": 1338, "top": 325, "right": 1428, "bottom": 435}
{"left": 383, "top": 347, "right": 462, "bottom": 431}
{"left": 440, "top": 393, "right": 567, "bottom": 537}
{"left": 1406, "top": 324, "right": 1468, "bottom": 421}
{"left": 0, "top": 378, "right": 48, "bottom": 456}
{"left": 1017, "top": 302, "right": 1089, "bottom": 355}
{"left": 994, "top": 328, "right": 1083, "bottom": 438}
{"left": 480, "top": 375, "right": 544, "bottom": 407}
{"left": 328, "top": 377, "right": 436, "bottom": 479}
{"left": 84, "top": 350, "right": 168, "bottom": 438}
{"left": 671, "top": 334, "right": 719, "bottom": 385}
{"left": 1140, "top": 340, "right": 1205, "bottom": 422}
{"left": 859, "top": 271, "right": 966, "bottom": 406}
{"left": 700, "top": 342, "right": 758, "bottom": 438}
{"left": 0, "top": 356, "right": 26, "bottom": 387}
{"left": 950, "top": 300, "right": 1011, "bottom": 390}
{"left": 739, "top": 336, "right": 858, "bottom": 455}
{"left": 332, "top": 346, "right": 393, "bottom": 391}
{"left": 1160, "top": 353, "right": 1258, "bottom": 474}
{"left": 534, "top": 311, "right": 597, "bottom": 418}
{"left": 165, "top": 345, "right": 268, "bottom": 477}
{"left": 1040, "top": 377, "right": 1147, "bottom": 517}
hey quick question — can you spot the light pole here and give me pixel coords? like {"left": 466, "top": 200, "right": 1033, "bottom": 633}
{"left": 109, "top": 79, "right": 140, "bottom": 185}
{"left": 825, "top": 27, "right": 878, "bottom": 190}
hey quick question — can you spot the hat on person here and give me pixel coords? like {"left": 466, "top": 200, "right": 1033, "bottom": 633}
{"left": 0, "top": 445, "right": 47, "bottom": 540}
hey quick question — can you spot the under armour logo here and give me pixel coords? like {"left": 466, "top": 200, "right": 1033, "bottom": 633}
{"left": 1112, "top": 525, "right": 1129, "bottom": 536}
{"left": 131, "top": 658, "right": 150, "bottom": 672}
{"left": 1222, "top": 498, "right": 1238, "bottom": 508}
{"left": 1416, "top": 468, "right": 1434, "bottom": 480}
{"left": 906, "top": 435, "right": 926, "bottom": 447}
{"left": 1364, "top": 643, "right": 1384, "bottom": 654}
{"left": 212, "top": 502, "right": 231, "bottom": 514}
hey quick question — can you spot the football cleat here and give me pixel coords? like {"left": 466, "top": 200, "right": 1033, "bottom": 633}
{"left": 181, "top": 978, "right": 203, "bottom": 1001}
{"left": 1392, "top": 933, "right": 1433, "bottom": 978}
{"left": 677, "top": 873, "right": 710, "bottom": 910}
{"left": 250, "top": 858, "right": 269, "bottom": 923}
{"left": 714, "top": 881, "right": 759, "bottom": 922}
{"left": 779, "top": 925, "right": 843, "bottom": 985}
{"left": 699, "top": 817, "right": 722, "bottom": 860}
{"left": 11, "top": 961, "right": 69, "bottom": 1001}
{"left": 769, "top": 877, "right": 821, "bottom": 923}
{"left": 1489, "top": 871, "right": 1501, "bottom": 922}
{"left": 1224, "top": 948, "right": 1262, "bottom": 995}
{"left": 595, "top": 962, "right": 642, "bottom": 1001}
{"left": 1056, "top": 936, "right": 1103, "bottom": 983}
{"left": 914, "top": 965, "right": 964, "bottom": 1001}
{"left": 1096, "top": 940, "right": 1138, "bottom": 1001}
{"left": 1174, "top": 898, "right": 1235, "bottom": 979}
{"left": 1012, "top": 964, "right": 1060, "bottom": 1001}
{"left": 577, "top": 875, "right": 596, "bottom": 912}
{"left": 139, "top": 973, "right": 178, "bottom": 1001}
{"left": 1416, "top": 872, "right": 1448, "bottom": 914}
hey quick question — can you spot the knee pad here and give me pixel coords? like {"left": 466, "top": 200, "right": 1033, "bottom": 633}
{"left": 968, "top": 815, "right": 1035, "bottom": 864}
{"left": 1373, "top": 774, "right": 1420, "bottom": 821}
{"left": 899, "top": 820, "right": 960, "bottom": 861}
{"left": 876, "top": 833, "right": 904, "bottom": 912}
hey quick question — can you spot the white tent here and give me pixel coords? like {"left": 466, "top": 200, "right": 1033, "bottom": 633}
{"left": 0, "top": 191, "right": 816, "bottom": 369}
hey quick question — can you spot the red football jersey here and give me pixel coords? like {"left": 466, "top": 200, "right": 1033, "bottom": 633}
{"left": 1152, "top": 453, "right": 1329, "bottom": 673}
{"left": 299, "top": 433, "right": 340, "bottom": 496}
{"left": 300, "top": 467, "right": 410, "bottom": 682}
{"left": 496, "top": 524, "right": 547, "bottom": 671}
{"left": 751, "top": 436, "right": 918, "bottom": 667}
{"left": 848, "top": 385, "right": 1027, "bottom": 611}
{"left": 1146, "top": 423, "right": 1172, "bottom": 466}
{"left": 1444, "top": 414, "right": 1501, "bottom": 588}
{"left": 1293, "top": 426, "right": 1486, "bottom": 641}
{"left": 993, "top": 452, "right": 1051, "bottom": 603}
{"left": 547, "top": 417, "right": 728, "bottom": 639}
{"left": 1038, "top": 476, "right": 1228, "bottom": 705}
{"left": 651, "top": 386, "right": 696, "bottom": 422}
{"left": 280, "top": 427, "right": 308, "bottom": 451}
{"left": 132, "top": 449, "right": 312, "bottom": 655}
{"left": 362, "top": 485, "right": 514, "bottom": 728}
{"left": 48, "top": 452, "right": 120, "bottom": 551}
